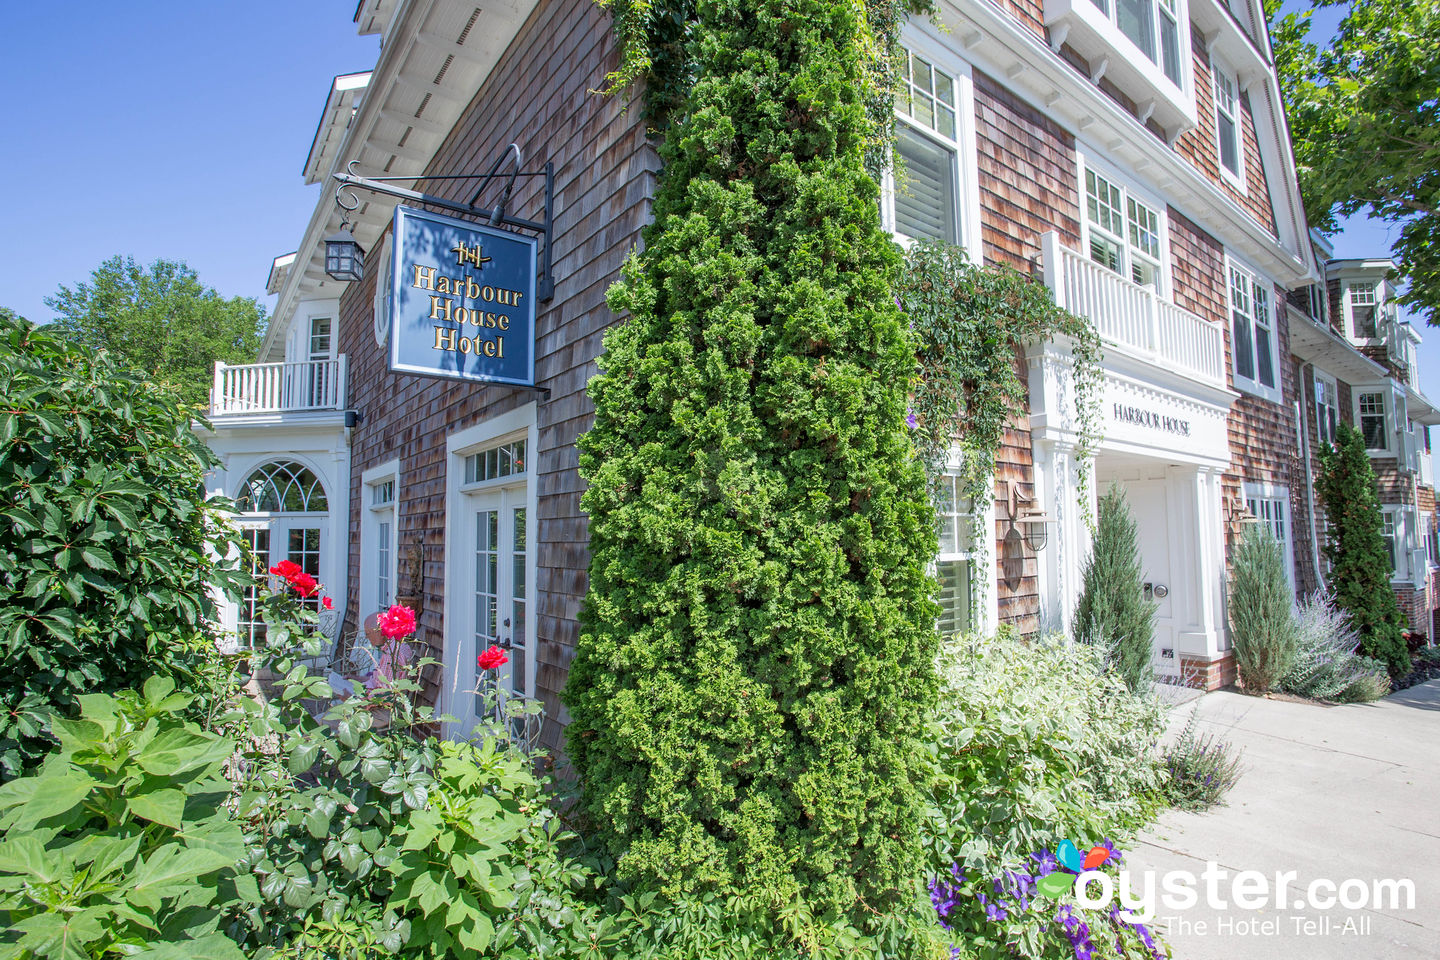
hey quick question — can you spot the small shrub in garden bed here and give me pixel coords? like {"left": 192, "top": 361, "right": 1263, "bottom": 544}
{"left": 1073, "top": 487, "right": 1157, "bottom": 694}
{"left": 1228, "top": 525, "right": 1298, "bottom": 694}
{"left": 1281, "top": 593, "right": 1389, "bottom": 703}
{"left": 1160, "top": 710, "right": 1244, "bottom": 812}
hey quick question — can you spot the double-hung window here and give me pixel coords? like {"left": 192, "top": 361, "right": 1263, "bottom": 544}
{"left": 1357, "top": 390, "right": 1389, "bottom": 452}
{"left": 1084, "top": 167, "right": 1164, "bottom": 291}
{"left": 892, "top": 48, "right": 960, "bottom": 245}
{"left": 361, "top": 462, "right": 400, "bottom": 619}
{"left": 1313, "top": 370, "right": 1339, "bottom": 446}
{"left": 1094, "top": 0, "right": 1185, "bottom": 87}
{"left": 1347, "top": 283, "right": 1379, "bottom": 340}
{"left": 1213, "top": 67, "right": 1242, "bottom": 182}
{"left": 935, "top": 471, "right": 977, "bottom": 637}
{"left": 1244, "top": 483, "right": 1294, "bottom": 588}
{"left": 1228, "top": 260, "right": 1277, "bottom": 400}
{"left": 1380, "top": 508, "right": 1401, "bottom": 578}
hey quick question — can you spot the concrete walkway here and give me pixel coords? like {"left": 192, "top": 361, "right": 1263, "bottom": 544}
{"left": 1128, "top": 681, "right": 1440, "bottom": 959}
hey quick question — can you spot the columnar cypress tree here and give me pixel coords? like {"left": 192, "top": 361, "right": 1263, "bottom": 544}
{"left": 564, "top": 0, "right": 938, "bottom": 918}
{"left": 1073, "top": 485, "right": 1155, "bottom": 692}
{"left": 1228, "top": 524, "right": 1298, "bottom": 692}
{"left": 1316, "top": 421, "right": 1410, "bottom": 676}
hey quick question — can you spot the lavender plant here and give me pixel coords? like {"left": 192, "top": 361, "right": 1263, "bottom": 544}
{"left": 1281, "top": 592, "right": 1391, "bottom": 702}
{"left": 1160, "top": 709, "right": 1243, "bottom": 812}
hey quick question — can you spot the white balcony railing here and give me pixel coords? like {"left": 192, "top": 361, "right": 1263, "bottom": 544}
{"left": 211, "top": 357, "right": 347, "bottom": 417}
{"left": 1041, "top": 232, "right": 1227, "bottom": 389}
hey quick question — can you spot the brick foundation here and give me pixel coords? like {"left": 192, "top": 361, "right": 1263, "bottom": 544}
{"left": 1179, "top": 651, "right": 1237, "bottom": 691}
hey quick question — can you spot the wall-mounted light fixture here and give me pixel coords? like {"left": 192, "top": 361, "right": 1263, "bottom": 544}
{"left": 1005, "top": 480, "right": 1052, "bottom": 552}
{"left": 1227, "top": 496, "right": 1261, "bottom": 526}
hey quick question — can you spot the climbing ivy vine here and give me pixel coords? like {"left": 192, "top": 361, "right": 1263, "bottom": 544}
{"left": 900, "top": 241, "right": 1102, "bottom": 540}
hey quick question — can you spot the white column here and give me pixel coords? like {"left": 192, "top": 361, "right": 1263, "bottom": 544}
{"left": 1035, "top": 437, "right": 1094, "bottom": 634}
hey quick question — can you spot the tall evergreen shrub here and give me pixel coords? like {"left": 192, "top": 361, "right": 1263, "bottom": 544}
{"left": 1315, "top": 421, "right": 1410, "bottom": 676}
{"left": 1073, "top": 485, "right": 1155, "bottom": 691}
{"left": 1228, "top": 525, "right": 1298, "bottom": 692}
{"left": 0, "top": 315, "right": 243, "bottom": 776}
{"left": 565, "top": 0, "right": 938, "bottom": 920}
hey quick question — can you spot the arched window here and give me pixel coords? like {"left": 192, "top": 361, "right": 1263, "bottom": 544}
{"left": 235, "top": 460, "right": 328, "bottom": 513}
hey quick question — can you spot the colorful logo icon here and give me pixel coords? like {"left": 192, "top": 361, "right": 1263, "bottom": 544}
{"left": 1035, "top": 839, "right": 1114, "bottom": 896}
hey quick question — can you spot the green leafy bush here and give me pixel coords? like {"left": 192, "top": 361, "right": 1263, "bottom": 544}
{"left": 1315, "top": 422, "right": 1410, "bottom": 676}
{"left": 1228, "top": 525, "right": 1298, "bottom": 693}
{"left": 0, "top": 314, "right": 243, "bottom": 775}
{"left": 1281, "top": 592, "right": 1390, "bottom": 702}
{"left": 921, "top": 632, "right": 1167, "bottom": 959}
{"left": 566, "top": 0, "right": 938, "bottom": 929}
{"left": 1074, "top": 486, "right": 1156, "bottom": 693}
{"left": 1160, "top": 709, "right": 1244, "bottom": 811}
{"left": 0, "top": 676, "right": 251, "bottom": 960}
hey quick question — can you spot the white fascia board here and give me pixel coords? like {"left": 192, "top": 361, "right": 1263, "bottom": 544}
{"left": 264, "top": 0, "right": 428, "bottom": 362}
{"left": 931, "top": 0, "right": 1311, "bottom": 285}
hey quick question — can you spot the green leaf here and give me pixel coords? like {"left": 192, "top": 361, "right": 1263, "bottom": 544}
{"left": 128, "top": 787, "right": 187, "bottom": 829}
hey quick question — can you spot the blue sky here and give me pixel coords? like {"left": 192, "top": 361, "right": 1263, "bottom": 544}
{"left": 0, "top": 3, "right": 1434, "bottom": 399}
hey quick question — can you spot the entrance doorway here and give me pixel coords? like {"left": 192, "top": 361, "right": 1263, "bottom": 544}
{"left": 232, "top": 460, "right": 330, "bottom": 648}
{"left": 1094, "top": 462, "right": 1185, "bottom": 683}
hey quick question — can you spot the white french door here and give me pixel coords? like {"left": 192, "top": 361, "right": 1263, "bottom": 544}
{"left": 455, "top": 484, "right": 529, "bottom": 736}
{"left": 234, "top": 517, "right": 326, "bottom": 648}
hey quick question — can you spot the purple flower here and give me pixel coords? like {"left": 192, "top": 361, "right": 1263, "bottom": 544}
{"left": 906, "top": 408, "right": 918, "bottom": 430}
{"left": 1032, "top": 849, "right": 1059, "bottom": 877}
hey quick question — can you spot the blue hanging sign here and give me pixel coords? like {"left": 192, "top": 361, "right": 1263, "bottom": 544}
{"left": 389, "top": 205, "right": 537, "bottom": 387}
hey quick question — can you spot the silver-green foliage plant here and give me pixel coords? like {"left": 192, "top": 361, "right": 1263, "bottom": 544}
{"left": 1228, "top": 525, "right": 1298, "bottom": 693}
{"left": 922, "top": 631, "right": 1165, "bottom": 879}
{"left": 0, "top": 676, "right": 252, "bottom": 960}
{"left": 1281, "top": 592, "right": 1390, "bottom": 703}
{"left": 1073, "top": 486, "right": 1156, "bottom": 693}
{"left": 921, "top": 632, "right": 1167, "bottom": 959}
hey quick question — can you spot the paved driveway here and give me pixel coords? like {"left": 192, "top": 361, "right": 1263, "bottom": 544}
{"left": 1128, "top": 681, "right": 1440, "bottom": 959}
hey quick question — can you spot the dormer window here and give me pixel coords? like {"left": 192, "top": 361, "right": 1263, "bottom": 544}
{"left": 1092, "top": 0, "right": 1183, "bottom": 86}
{"left": 1348, "top": 282, "right": 1379, "bottom": 339}
{"left": 1213, "top": 67, "right": 1242, "bottom": 182}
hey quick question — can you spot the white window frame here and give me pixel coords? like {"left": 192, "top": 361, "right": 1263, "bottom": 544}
{"left": 1077, "top": 150, "right": 1171, "bottom": 297}
{"left": 1226, "top": 256, "right": 1280, "bottom": 403}
{"left": 1422, "top": 511, "right": 1435, "bottom": 569}
{"left": 1243, "top": 482, "right": 1295, "bottom": 591}
{"left": 1313, "top": 368, "right": 1339, "bottom": 447}
{"left": 1212, "top": 62, "right": 1245, "bottom": 190}
{"left": 1353, "top": 386, "right": 1393, "bottom": 455}
{"left": 1380, "top": 506, "right": 1407, "bottom": 582}
{"left": 443, "top": 404, "right": 539, "bottom": 738}
{"left": 1089, "top": 0, "right": 1190, "bottom": 92}
{"left": 1344, "top": 281, "right": 1381, "bottom": 343}
{"left": 883, "top": 35, "right": 982, "bottom": 262}
{"left": 933, "top": 450, "right": 998, "bottom": 636}
{"left": 359, "top": 460, "right": 400, "bottom": 621}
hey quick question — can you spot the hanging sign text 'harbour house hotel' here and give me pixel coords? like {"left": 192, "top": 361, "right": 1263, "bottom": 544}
{"left": 389, "top": 205, "right": 537, "bottom": 387}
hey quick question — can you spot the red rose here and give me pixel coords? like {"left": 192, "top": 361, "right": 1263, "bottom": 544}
{"left": 477, "top": 645, "right": 509, "bottom": 670}
{"left": 322, "top": 596, "right": 334, "bottom": 611}
{"left": 290, "top": 571, "right": 319, "bottom": 598}
{"left": 378, "top": 604, "right": 418, "bottom": 639}
{"left": 269, "top": 560, "right": 302, "bottom": 580}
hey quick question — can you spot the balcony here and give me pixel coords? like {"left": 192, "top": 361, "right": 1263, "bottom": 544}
{"left": 1041, "top": 232, "right": 1226, "bottom": 390}
{"left": 210, "top": 357, "right": 348, "bottom": 418}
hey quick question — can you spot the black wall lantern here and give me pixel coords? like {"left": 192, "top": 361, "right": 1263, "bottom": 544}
{"left": 324, "top": 224, "right": 365, "bottom": 282}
